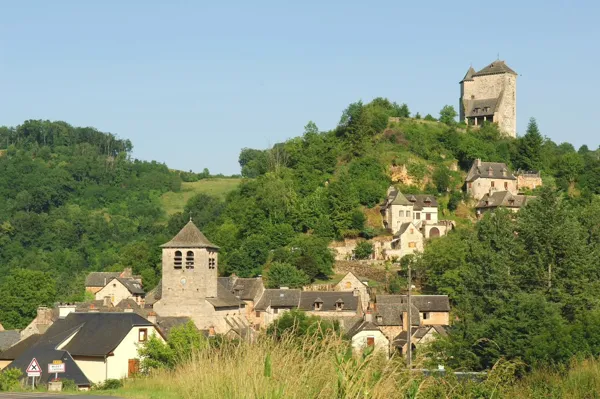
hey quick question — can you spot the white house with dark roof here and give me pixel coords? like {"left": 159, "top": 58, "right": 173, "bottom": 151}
{"left": 476, "top": 190, "right": 535, "bottom": 217}
{"left": 85, "top": 268, "right": 142, "bottom": 294}
{"left": 95, "top": 277, "right": 145, "bottom": 306}
{"left": 465, "top": 159, "right": 518, "bottom": 200}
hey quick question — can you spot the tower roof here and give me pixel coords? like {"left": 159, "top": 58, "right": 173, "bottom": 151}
{"left": 460, "top": 66, "right": 476, "bottom": 82}
{"left": 473, "top": 60, "right": 517, "bottom": 77}
{"left": 161, "top": 221, "right": 219, "bottom": 249}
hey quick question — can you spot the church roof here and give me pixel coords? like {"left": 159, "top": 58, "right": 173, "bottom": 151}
{"left": 473, "top": 60, "right": 517, "bottom": 77}
{"left": 161, "top": 221, "right": 219, "bottom": 249}
{"left": 460, "top": 66, "right": 476, "bottom": 82}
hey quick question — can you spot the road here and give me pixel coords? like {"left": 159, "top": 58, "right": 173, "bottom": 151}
{"left": 0, "top": 393, "right": 123, "bottom": 399}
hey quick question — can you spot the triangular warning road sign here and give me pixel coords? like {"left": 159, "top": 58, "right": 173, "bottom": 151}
{"left": 26, "top": 358, "right": 41, "bottom": 373}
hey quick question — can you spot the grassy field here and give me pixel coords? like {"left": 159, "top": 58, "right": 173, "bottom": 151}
{"left": 160, "top": 178, "right": 242, "bottom": 216}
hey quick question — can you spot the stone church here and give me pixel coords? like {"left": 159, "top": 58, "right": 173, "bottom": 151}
{"left": 459, "top": 60, "right": 517, "bottom": 137}
{"left": 152, "top": 220, "right": 248, "bottom": 334}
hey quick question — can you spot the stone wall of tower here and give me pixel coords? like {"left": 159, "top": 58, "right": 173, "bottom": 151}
{"left": 495, "top": 74, "right": 517, "bottom": 137}
{"left": 153, "top": 247, "right": 219, "bottom": 317}
{"left": 459, "top": 80, "right": 474, "bottom": 122}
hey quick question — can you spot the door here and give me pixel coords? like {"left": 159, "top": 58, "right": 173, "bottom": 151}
{"left": 366, "top": 336, "right": 375, "bottom": 347}
{"left": 429, "top": 227, "right": 440, "bottom": 238}
{"left": 128, "top": 359, "right": 140, "bottom": 377}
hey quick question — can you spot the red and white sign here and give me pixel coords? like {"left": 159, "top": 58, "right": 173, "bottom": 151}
{"left": 26, "top": 358, "right": 41, "bottom": 377}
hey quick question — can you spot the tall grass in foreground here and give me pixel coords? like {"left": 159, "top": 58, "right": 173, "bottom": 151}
{"left": 121, "top": 331, "right": 521, "bottom": 399}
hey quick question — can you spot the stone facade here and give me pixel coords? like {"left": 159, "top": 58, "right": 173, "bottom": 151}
{"left": 460, "top": 61, "right": 517, "bottom": 137}
{"left": 335, "top": 272, "right": 370, "bottom": 311}
{"left": 516, "top": 170, "right": 543, "bottom": 191}
{"left": 465, "top": 159, "right": 518, "bottom": 200}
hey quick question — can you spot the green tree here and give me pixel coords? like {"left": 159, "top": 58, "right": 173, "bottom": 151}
{"left": 264, "top": 262, "right": 310, "bottom": 288}
{"left": 439, "top": 105, "right": 457, "bottom": 125}
{"left": 516, "top": 118, "right": 544, "bottom": 171}
{"left": 354, "top": 241, "right": 374, "bottom": 260}
{"left": 267, "top": 309, "right": 339, "bottom": 340}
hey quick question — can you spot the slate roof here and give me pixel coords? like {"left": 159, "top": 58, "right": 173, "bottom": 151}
{"left": 254, "top": 289, "right": 301, "bottom": 311}
{"left": 460, "top": 66, "right": 476, "bottom": 82}
{"left": 466, "top": 160, "right": 516, "bottom": 182}
{"left": 7, "top": 327, "right": 91, "bottom": 386}
{"left": 144, "top": 280, "right": 162, "bottom": 306}
{"left": 374, "top": 303, "right": 420, "bottom": 326}
{"left": 377, "top": 295, "right": 451, "bottom": 312}
{"left": 0, "top": 331, "right": 21, "bottom": 351}
{"left": 217, "top": 276, "right": 264, "bottom": 301}
{"left": 346, "top": 319, "right": 382, "bottom": 338}
{"left": 389, "top": 190, "right": 411, "bottom": 206}
{"left": 476, "top": 191, "right": 532, "bottom": 210}
{"left": 84, "top": 272, "right": 121, "bottom": 287}
{"left": 393, "top": 325, "right": 447, "bottom": 347}
{"left": 0, "top": 334, "right": 41, "bottom": 360}
{"left": 111, "top": 277, "right": 145, "bottom": 295}
{"left": 299, "top": 292, "right": 359, "bottom": 312}
{"left": 463, "top": 98, "right": 499, "bottom": 117}
{"left": 115, "top": 298, "right": 141, "bottom": 310}
{"left": 387, "top": 191, "right": 438, "bottom": 210}
{"left": 206, "top": 283, "right": 244, "bottom": 308}
{"left": 162, "top": 221, "right": 219, "bottom": 249}
{"left": 43, "top": 312, "right": 154, "bottom": 357}
{"left": 472, "top": 60, "right": 517, "bottom": 77}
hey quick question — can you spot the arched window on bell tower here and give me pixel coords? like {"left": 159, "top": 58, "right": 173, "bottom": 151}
{"left": 186, "top": 251, "right": 195, "bottom": 269}
{"left": 174, "top": 251, "right": 182, "bottom": 269}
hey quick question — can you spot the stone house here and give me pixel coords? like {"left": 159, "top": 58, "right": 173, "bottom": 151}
{"left": 300, "top": 291, "right": 362, "bottom": 318}
{"left": 349, "top": 294, "right": 451, "bottom": 357}
{"left": 95, "top": 277, "right": 145, "bottom": 306}
{"left": 384, "top": 222, "right": 424, "bottom": 260}
{"left": 253, "top": 289, "right": 301, "bottom": 327}
{"left": 459, "top": 60, "right": 517, "bottom": 137}
{"left": 382, "top": 189, "right": 439, "bottom": 234}
{"left": 152, "top": 221, "right": 248, "bottom": 335}
{"left": 5, "top": 312, "right": 164, "bottom": 387}
{"left": 334, "top": 272, "right": 370, "bottom": 311}
{"left": 475, "top": 191, "right": 535, "bottom": 217}
{"left": 20, "top": 306, "right": 56, "bottom": 340}
{"left": 465, "top": 159, "right": 518, "bottom": 200}
{"left": 217, "top": 276, "right": 265, "bottom": 330}
{"left": 85, "top": 268, "right": 142, "bottom": 294}
{"left": 393, "top": 325, "right": 448, "bottom": 355}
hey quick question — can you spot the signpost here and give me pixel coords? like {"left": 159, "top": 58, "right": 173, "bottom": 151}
{"left": 26, "top": 358, "right": 41, "bottom": 389}
{"left": 48, "top": 361, "right": 66, "bottom": 380}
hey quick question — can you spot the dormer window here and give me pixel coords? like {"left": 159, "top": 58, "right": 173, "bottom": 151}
{"left": 186, "top": 251, "right": 195, "bottom": 269}
{"left": 335, "top": 300, "right": 344, "bottom": 311}
{"left": 376, "top": 315, "right": 383, "bottom": 324}
{"left": 488, "top": 167, "right": 493, "bottom": 177}
{"left": 502, "top": 168, "right": 507, "bottom": 177}
{"left": 174, "top": 251, "right": 182, "bottom": 269}
{"left": 314, "top": 299, "right": 323, "bottom": 311}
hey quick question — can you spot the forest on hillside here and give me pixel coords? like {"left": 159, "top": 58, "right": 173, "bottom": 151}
{"left": 2, "top": 99, "right": 600, "bottom": 371}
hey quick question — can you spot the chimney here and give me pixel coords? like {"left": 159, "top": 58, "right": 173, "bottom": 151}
{"left": 476, "top": 159, "right": 481, "bottom": 167}
{"left": 103, "top": 296, "right": 112, "bottom": 307}
{"left": 37, "top": 306, "right": 53, "bottom": 324}
{"left": 89, "top": 304, "right": 99, "bottom": 313}
{"left": 365, "top": 310, "right": 373, "bottom": 323}
{"left": 124, "top": 304, "right": 134, "bottom": 313}
{"left": 58, "top": 304, "right": 77, "bottom": 319}
{"left": 147, "top": 312, "right": 157, "bottom": 324}
{"left": 121, "top": 268, "right": 133, "bottom": 278}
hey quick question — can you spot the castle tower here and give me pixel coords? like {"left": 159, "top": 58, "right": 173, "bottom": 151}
{"left": 459, "top": 60, "right": 517, "bottom": 137}
{"left": 152, "top": 220, "right": 220, "bottom": 317}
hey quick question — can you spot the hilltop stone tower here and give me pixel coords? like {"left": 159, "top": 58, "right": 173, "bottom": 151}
{"left": 459, "top": 60, "right": 517, "bottom": 137}
{"left": 153, "top": 220, "right": 220, "bottom": 319}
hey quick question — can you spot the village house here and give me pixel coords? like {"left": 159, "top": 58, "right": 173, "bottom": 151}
{"left": 476, "top": 191, "right": 535, "bottom": 217}
{"left": 85, "top": 268, "right": 142, "bottom": 294}
{"left": 516, "top": 169, "right": 543, "bottom": 191}
{"left": 253, "top": 289, "right": 301, "bottom": 327}
{"left": 94, "top": 277, "right": 145, "bottom": 306}
{"left": 380, "top": 188, "right": 453, "bottom": 260}
{"left": 5, "top": 312, "right": 163, "bottom": 387}
{"left": 334, "top": 272, "right": 370, "bottom": 311}
{"left": 348, "top": 294, "right": 450, "bottom": 357}
{"left": 465, "top": 159, "right": 518, "bottom": 200}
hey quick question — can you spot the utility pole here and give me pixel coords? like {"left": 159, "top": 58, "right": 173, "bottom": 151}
{"left": 406, "top": 261, "right": 412, "bottom": 369}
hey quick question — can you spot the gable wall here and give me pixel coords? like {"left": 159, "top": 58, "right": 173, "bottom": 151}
{"left": 95, "top": 280, "right": 132, "bottom": 305}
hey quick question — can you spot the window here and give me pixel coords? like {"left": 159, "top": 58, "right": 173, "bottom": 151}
{"left": 410, "top": 228, "right": 414, "bottom": 234}
{"left": 335, "top": 301, "right": 344, "bottom": 311}
{"left": 208, "top": 258, "right": 216, "bottom": 270}
{"left": 185, "top": 251, "right": 194, "bottom": 269}
{"left": 406, "top": 211, "right": 411, "bottom": 217}
{"left": 255, "top": 311, "right": 261, "bottom": 318}
{"left": 399, "top": 210, "right": 404, "bottom": 217}
{"left": 138, "top": 328, "right": 148, "bottom": 342}
{"left": 422, "top": 312, "right": 430, "bottom": 320}
{"left": 491, "top": 181, "right": 495, "bottom": 188}
{"left": 426, "top": 213, "right": 431, "bottom": 221}
{"left": 314, "top": 301, "right": 323, "bottom": 311}
{"left": 408, "top": 242, "right": 416, "bottom": 248}
{"left": 113, "top": 283, "right": 116, "bottom": 288}
{"left": 376, "top": 315, "right": 383, "bottom": 324}
{"left": 468, "top": 182, "right": 472, "bottom": 188}
{"left": 174, "top": 251, "right": 182, "bottom": 268}
{"left": 504, "top": 182, "right": 508, "bottom": 189}
{"left": 345, "top": 281, "right": 352, "bottom": 289}
{"left": 415, "top": 213, "right": 420, "bottom": 220}
{"left": 273, "top": 308, "right": 279, "bottom": 314}
{"left": 366, "top": 336, "right": 375, "bottom": 347}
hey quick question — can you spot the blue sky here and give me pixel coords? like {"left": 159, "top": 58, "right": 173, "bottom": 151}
{"left": 1, "top": 1, "right": 598, "bottom": 174}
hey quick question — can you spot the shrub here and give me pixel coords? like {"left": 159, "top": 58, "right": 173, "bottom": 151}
{"left": 354, "top": 241, "right": 374, "bottom": 260}
{"left": 96, "top": 379, "right": 123, "bottom": 390}
{"left": 61, "top": 379, "right": 77, "bottom": 391}
{"left": 0, "top": 368, "right": 21, "bottom": 391}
